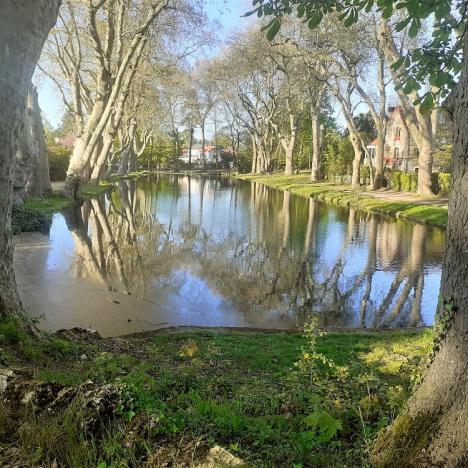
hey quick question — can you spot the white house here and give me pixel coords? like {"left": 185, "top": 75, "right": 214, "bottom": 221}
{"left": 180, "top": 144, "right": 217, "bottom": 164}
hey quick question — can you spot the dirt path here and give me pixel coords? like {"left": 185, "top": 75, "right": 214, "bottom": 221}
{"left": 360, "top": 189, "right": 448, "bottom": 207}
{"left": 51, "top": 180, "right": 65, "bottom": 191}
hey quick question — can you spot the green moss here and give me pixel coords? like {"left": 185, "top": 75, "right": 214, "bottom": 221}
{"left": 371, "top": 412, "right": 437, "bottom": 467}
{"left": 238, "top": 173, "right": 448, "bottom": 227}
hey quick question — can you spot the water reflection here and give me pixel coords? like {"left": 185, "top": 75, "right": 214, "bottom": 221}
{"left": 15, "top": 175, "right": 444, "bottom": 335}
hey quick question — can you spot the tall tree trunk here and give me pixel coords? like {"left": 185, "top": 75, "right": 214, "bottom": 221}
{"left": 0, "top": 0, "right": 61, "bottom": 317}
{"left": 251, "top": 134, "right": 258, "bottom": 174}
{"left": 188, "top": 126, "right": 193, "bottom": 168}
{"left": 371, "top": 126, "right": 385, "bottom": 190}
{"left": 201, "top": 123, "right": 206, "bottom": 169}
{"left": 27, "top": 86, "right": 51, "bottom": 196}
{"left": 310, "top": 110, "right": 322, "bottom": 182}
{"left": 415, "top": 135, "right": 434, "bottom": 195}
{"left": 371, "top": 35, "right": 468, "bottom": 467}
{"left": 350, "top": 133, "right": 363, "bottom": 187}
{"left": 284, "top": 147, "right": 294, "bottom": 176}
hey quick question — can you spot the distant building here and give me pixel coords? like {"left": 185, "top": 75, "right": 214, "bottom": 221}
{"left": 365, "top": 107, "right": 419, "bottom": 172}
{"left": 180, "top": 145, "right": 234, "bottom": 166}
{"left": 366, "top": 106, "right": 452, "bottom": 173}
{"left": 54, "top": 136, "right": 76, "bottom": 149}
{"left": 384, "top": 106, "right": 418, "bottom": 172}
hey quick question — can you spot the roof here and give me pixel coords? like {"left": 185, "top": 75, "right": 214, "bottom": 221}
{"left": 182, "top": 145, "right": 217, "bottom": 153}
{"left": 54, "top": 136, "right": 76, "bottom": 148}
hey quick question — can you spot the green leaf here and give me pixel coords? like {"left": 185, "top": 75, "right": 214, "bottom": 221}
{"left": 308, "top": 11, "right": 323, "bottom": 29}
{"left": 303, "top": 411, "right": 342, "bottom": 444}
{"left": 418, "top": 93, "right": 434, "bottom": 113}
{"left": 408, "top": 20, "right": 419, "bottom": 38}
{"left": 267, "top": 18, "right": 281, "bottom": 40}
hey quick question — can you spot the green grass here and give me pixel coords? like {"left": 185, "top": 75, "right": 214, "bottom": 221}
{"left": 239, "top": 173, "right": 448, "bottom": 227}
{"left": 82, "top": 182, "right": 114, "bottom": 197}
{"left": 25, "top": 191, "right": 73, "bottom": 213}
{"left": 13, "top": 184, "right": 115, "bottom": 235}
{"left": 1, "top": 327, "right": 433, "bottom": 466}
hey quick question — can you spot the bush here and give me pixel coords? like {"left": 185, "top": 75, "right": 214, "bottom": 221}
{"left": 11, "top": 205, "right": 52, "bottom": 235}
{"left": 360, "top": 165, "right": 370, "bottom": 185}
{"left": 48, "top": 144, "right": 71, "bottom": 181}
{"left": 389, "top": 171, "right": 418, "bottom": 192}
{"left": 390, "top": 171, "right": 451, "bottom": 194}
{"left": 437, "top": 173, "right": 451, "bottom": 194}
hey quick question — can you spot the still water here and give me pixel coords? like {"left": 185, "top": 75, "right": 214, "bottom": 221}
{"left": 14, "top": 175, "right": 445, "bottom": 336}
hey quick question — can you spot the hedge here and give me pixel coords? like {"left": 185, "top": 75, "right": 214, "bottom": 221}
{"left": 389, "top": 171, "right": 450, "bottom": 194}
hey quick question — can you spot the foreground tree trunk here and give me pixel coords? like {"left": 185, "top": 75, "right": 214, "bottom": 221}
{"left": 371, "top": 36, "right": 468, "bottom": 467}
{"left": 0, "top": 0, "right": 61, "bottom": 317}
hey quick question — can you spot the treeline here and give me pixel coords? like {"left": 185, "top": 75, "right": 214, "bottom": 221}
{"left": 27, "top": 0, "right": 454, "bottom": 203}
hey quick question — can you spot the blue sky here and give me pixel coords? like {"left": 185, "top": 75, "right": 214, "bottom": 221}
{"left": 38, "top": 0, "right": 254, "bottom": 128}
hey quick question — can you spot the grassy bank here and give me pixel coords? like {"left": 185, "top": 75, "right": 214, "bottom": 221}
{"left": 239, "top": 173, "right": 448, "bottom": 227}
{"left": 0, "top": 319, "right": 433, "bottom": 467}
{"left": 12, "top": 184, "right": 114, "bottom": 235}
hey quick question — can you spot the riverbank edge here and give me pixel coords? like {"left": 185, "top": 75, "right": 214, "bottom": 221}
{"left": 236, "top": 173, "right": 448, "bottom": 228}
{"left": 12, "top": 183, "right": 115, "bottom": 235}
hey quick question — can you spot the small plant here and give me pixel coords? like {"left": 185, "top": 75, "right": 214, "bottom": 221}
{"left": 0, "top": 317, "right": 27, "bottom": 344}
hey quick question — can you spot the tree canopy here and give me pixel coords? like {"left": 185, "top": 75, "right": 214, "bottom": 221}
{"left": 248, "top": 0, "right": 467, "bottom": 111}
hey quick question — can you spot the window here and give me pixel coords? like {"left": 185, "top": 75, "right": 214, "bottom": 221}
{"left": 394, "top": 147, "right": 400, "bottom": 161}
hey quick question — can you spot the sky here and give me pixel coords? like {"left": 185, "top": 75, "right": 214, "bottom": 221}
{"left": 37, "top": 0, "right": 254, "bottom": 129}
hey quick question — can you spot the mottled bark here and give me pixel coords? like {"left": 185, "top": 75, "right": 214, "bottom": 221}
{"left": 350, "top": 133, "right": 363, "bottom": 187}
{"left": 310, "top": 111, "right": 322, "bottom": 182}
{"left": 26, "top": 86, "right": 51, "bottom": 197}
{"left": 251, "top": 134, "right": 258, "bottom": 174}
{"left": 371, "top": 35, "right": 468, "bottom": 467}
{"left": 0, "top": 0, "right": 61, "bottom": 317}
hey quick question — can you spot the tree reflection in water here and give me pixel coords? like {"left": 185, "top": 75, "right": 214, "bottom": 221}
{"left": 64, "top": 175, "right": 444, "bottom": 328}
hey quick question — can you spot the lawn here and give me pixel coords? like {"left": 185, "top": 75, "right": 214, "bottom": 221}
{"left": 239, "top": 173, "right": 448, "bottom": 227}
{"left": 0, "top": 321, "right": 433, "bottom": 467}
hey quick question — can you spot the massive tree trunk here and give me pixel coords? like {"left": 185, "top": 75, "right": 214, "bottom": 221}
{"left": 0, "top": 0, "right": 61, "bottom": 317}
{"left": 371, "top": 35, "right": 468, "bottom": 467}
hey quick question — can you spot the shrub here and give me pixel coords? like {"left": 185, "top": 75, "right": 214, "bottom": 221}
{"left": 390, "top": 171, "right": 402, "bottom": 191}
{"left": 360, "top": 165, "right": 370, "bottom": 185}
{"left": 48, "top": 144, "right": 71, "bottom": 181}
{"left": 389, "top": 171, "right": 418, "bottom": 192}
{"left": 11, "top": 205, "right": 52, "bottom": 235}
{"left": 437, "top": 173, "right": 451, "bottom": 194}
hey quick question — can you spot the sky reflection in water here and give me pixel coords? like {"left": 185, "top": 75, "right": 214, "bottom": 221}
{"left": 14, "top": 175, "right": 444, "bottom": 336}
